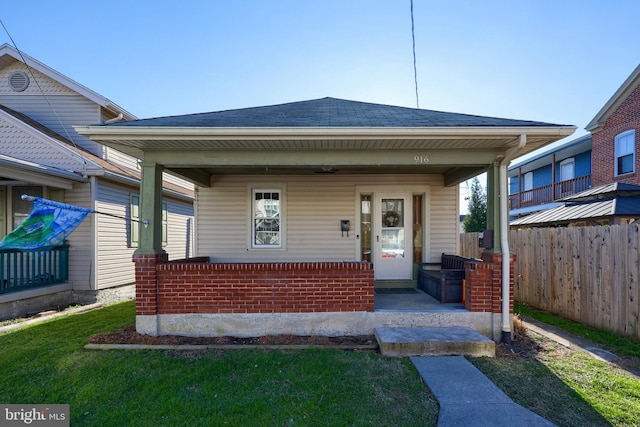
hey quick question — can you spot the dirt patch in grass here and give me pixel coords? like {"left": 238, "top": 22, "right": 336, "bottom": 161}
{"left": 89, "top": 325, "right": 377, "bottom": 347}
{"left": 494, "top": 322, "right": 640, "bottom": 378}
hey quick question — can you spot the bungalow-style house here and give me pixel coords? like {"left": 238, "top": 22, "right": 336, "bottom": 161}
{"left": 0, "top": 44, "right": 194, "bottom": 319}
{"left": 508, "top": 134, "right": 592, "bottom": 220}
{"left": 77, "top": 97, "right": 575, "bottom": 341}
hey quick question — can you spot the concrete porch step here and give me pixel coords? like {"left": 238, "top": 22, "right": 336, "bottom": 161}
{"left": 374, "top": 327, "right": 495, "bottom": 358}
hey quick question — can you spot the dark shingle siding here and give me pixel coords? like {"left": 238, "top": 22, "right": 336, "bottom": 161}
{"left": 105, "top": 97, "right": 567, "bottom": 128}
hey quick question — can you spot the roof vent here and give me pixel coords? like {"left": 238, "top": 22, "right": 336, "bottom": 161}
{"left": 8, "top": 71, "right": 29, "bottom": 92}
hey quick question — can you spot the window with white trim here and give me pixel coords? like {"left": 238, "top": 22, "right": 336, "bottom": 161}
{"left": 559, "top": 158, "right": 575, "bottom": 182}
{"left": 615, "top": 130, "right": 635, "bottom": 176}
{"left": 252, "top": 190, "right": 281, "bottom": 248}
{"left": 523, "top": 172, "right": 533, "bottom": 202}
{"left": 130, "top": 194, "right": 139, "bottom": 247}
{"left": 130, "top": 194, "right": 167, "bottom": 247}
{"left": 13, "top": 186, "right": 42, "bottom": 229}
{"left": 559, "top": 158, "right": 575, "bottom": 196}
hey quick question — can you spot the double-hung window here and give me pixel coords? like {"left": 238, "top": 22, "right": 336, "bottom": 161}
{"left": 13, "top": 186, "right": 42, "bottom": 229}
{"left": 252, "top": 190, "right": 281, "bottom": 248}
{"left": 130, "top": 194, "right": 167, "bottom": 247}
{"left": 615, "top": 130, "right": 636, "bottom": 176}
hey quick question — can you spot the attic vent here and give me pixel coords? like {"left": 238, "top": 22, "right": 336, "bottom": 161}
{"left": 8, "top": 71, "right": 29, "bottom": 92}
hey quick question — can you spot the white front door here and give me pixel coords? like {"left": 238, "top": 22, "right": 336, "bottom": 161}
{"left": 374, "top": 194, "right": 413, "bottom": 280}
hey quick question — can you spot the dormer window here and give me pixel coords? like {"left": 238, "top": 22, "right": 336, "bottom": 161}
{"left": 615, "top": 130, "right": 635, "bottom": 176}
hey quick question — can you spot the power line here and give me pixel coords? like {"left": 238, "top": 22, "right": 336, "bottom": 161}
{"left": 410, "top": 0, "right": 420, "bottom": 108}
{"left": 0, "top": 18, "right": 88, "bottom": 172}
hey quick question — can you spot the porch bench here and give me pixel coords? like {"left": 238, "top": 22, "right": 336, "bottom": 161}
{"left": 418, "top": 253, "right": 475, "bottom": 303}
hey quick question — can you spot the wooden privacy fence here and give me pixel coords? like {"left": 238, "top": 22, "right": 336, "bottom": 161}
{"left": 461, "top": 225, "right": 640, "bottom": 340}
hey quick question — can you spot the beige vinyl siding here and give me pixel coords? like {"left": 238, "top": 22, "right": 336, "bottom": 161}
{"left": 0, "top": 63, "right": 75, "bottom": 96}
{"left": 104, "top": 148, "right": 194, "bottom": 194}
{"left": 95, "top": 181, "right": 137, "bottom": 289}
{"left": 0, "top": 114, "right": 89, "bottom": 171}
{"left": 95, "top": 180, "right": 194, "bottom": 289}
{"left": 162, "top": 171, "right": 195, "bottom": 192}
{"left": 164, "top": 197, "right": 195, "bottom": 260}
{"left": 196, "top": 174, "right": 457, "bottom": 262}
{"left": 64, "top": 183, "right": 95, "bottom": 290}
{"left": 104, "top": 147, "right": 140, "bottom": 171}
{"left": 1, "top": 93, "right": 102, "bottom": 157}
{"left": 428, "top": 184, "right": 460, "bottom": 261}
{"left": 0, "top": 61, "right": 104, "bottom": 158}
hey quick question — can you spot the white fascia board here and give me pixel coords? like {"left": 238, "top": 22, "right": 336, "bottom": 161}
{"left": 0, "top": 155, "right": 87, "bottom": 189}
{"left": 75, "top": 125, "right": 577, "bottom": 140}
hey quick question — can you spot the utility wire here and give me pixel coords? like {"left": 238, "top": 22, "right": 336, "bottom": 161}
{"left": 0, "top": 18, "right": 88, "bottom": 171}
{"left": 410, "top": 0, "right": 420, "bottom": 108}
{"left": 21, "top": 195, "right": 148, "bottom": 225}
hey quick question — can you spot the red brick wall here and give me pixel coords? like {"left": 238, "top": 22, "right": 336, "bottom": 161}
{"left": 133, "top": 258, "right": 375, "bottom": 315}
{"left": 133, "top": 253, "right": 168, "bottom": 316}
{"left": 592, "top": 84, "right": 640, "bottom": 186}
{"left": 464, "top": 252, "right": 515, "bottom": 313}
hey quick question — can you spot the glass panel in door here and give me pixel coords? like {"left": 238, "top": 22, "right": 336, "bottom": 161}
{"left": 381, "top": 198, "right": 404, "bottom": 259}
{"left": 375, "top": 196, "right": 412, "bottom": 280}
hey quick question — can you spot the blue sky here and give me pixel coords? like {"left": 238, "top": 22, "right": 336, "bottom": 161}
{"left": 1, "top": 1, "right": 639, "bottom": 205}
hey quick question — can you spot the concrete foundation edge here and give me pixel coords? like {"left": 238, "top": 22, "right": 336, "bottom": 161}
{"left": 136, "top": 311, "right": 505, "bottom": 340}
{"left": 0, "top": 283, "right": 135, "bottom": 321}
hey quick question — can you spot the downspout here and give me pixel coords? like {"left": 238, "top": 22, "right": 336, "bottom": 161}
{"left": 103, "top": 113, "right": 124, "bottom": 123}
{"left": 499, "top": 134, "right": 527, "bottom": 343}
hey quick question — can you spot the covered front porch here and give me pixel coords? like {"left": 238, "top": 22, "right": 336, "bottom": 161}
{"left": 76, "top": 97, "right": 575, "bottom": 342}
{"left": 132, "top": 249, "right": 513, "bottom": 340}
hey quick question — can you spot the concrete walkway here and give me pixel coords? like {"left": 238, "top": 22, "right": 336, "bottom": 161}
{"left": 411, "top": 356, "right": 556, "bottom": 426}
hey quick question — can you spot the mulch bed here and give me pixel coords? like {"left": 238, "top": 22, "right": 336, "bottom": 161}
{"left": 89, "top": 325, "right": 378, "bottom": 347}
{"left": 89, "top": 324, "right": 640, "bottom": 377}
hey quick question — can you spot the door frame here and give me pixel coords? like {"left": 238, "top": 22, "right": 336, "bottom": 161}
{"left": 374, "top": 192, "right": 413, "bottom": 280}
{"left": 355, "top": 185, "right": 431, "bottom": 279}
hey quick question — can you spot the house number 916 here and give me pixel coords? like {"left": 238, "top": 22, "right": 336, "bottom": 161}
{"left": 414, "top": 155, "right": 429, "bottom": 164}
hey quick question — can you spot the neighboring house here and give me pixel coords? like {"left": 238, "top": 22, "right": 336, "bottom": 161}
{"left": 508, "top": 62, "right": 640, "bottom": 227}
{"left": 587, "top": 64, "right": 640, "bottom": 187}
{"left": 77, "top": 97, "right": 575, "bottom": 341}
{"left": 510, "top": 183, "right": 640, "bottom": 228}
{"left": 508, "top": 134, "right": 592, "bottom": 220}
{"left": 0, "top": 44, "right": 194, "bottom": 319}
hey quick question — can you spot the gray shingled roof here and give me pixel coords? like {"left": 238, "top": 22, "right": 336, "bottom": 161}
{"left": 104, "top": 97, "right": 567, "bottom": 128}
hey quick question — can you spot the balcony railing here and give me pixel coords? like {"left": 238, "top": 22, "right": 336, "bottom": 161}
{"left": 0, "top": 244, "right": 69, "bottom": 294}
{"left": 510, "top": 175, "right": 591, "bottom": 209}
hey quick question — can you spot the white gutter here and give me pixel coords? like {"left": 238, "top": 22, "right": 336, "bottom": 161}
{"left": 75, "top": 125, "right": 577, "bottom": 140}
{"left": 499, "top": 134, "right": 527, "bottom": 343}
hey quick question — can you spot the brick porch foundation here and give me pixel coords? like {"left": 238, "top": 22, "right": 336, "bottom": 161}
{"left": 464, "top": 252, "right": 516, "bottom": 314}
{"left": 133, "top": 253, "right": 512, "bottom": 339}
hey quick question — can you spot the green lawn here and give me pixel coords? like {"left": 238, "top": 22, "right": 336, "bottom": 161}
{"left": 470, "top": 304, "right": 640, "bottom": 427}
{"left": 0, "top": 301, "right": 438, "bottom": 426}
{"left": 516, "top": 302, "right": 640, "bottom": 357}
{"left": 3, "top": 301, "right": 640, "bottom": 426}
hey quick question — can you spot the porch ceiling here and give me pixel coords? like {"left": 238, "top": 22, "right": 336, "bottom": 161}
{"left": 75, "top": 126, "right": 575, "bottom": 187}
